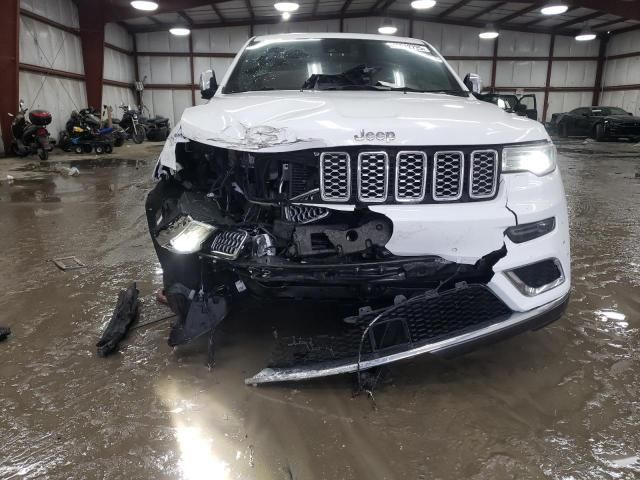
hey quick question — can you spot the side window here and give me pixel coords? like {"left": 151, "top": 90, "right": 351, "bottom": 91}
{"left": 571, "top": 108, "right": 588, "bottom": 116}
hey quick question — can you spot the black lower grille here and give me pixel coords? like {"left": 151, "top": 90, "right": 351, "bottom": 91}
{"left": 269, "top": 285, "right": 512, "bottom": 367}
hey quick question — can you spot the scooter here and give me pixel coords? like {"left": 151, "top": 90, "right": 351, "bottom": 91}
{"left": 9, "top": 100, "right": 52, "bottom": 160}
{"left": 115, "top": 104, "right": 145, "bottom": 144}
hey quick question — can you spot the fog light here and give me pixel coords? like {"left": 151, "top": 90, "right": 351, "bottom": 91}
{"left": 505, "top": 217, "right": 555, "bottom": 243}
{"left": 506, "top": 259, "right": 564, "bottom": 296}
{"left": 158, "top": 216, "right": 216, "bottom": 254}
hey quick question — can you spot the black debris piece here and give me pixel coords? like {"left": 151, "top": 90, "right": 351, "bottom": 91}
{"left": 0, "top": 327, "right": 11, "bottom": 342}
{"left": 52, "top": 256, "right": 86, "bottom": 271}
{"left": 96, "top": 282, "right": 140, "bottom": 357}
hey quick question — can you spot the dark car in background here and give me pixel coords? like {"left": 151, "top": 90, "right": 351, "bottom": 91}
{"left": 550, "top": 106, "right": 640, "bottom": 141}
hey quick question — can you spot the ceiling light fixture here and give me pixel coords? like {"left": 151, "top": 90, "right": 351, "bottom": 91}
{"left": 274, "top": 2, "right": 299, "bottom": 12}
{"left": 378, "top": 19, "right": 398, "bottom": 35}
{"left": 282, "top": 11, "right": 291, "bottom": 20}
{"left": 131, "top": 1, "right": 158, "bottom": 11}
{"left": 170, "top": 27, "right": 191, "bottom": 36}
{"left": 411, "top": 0, "right": 436, "bottom": 9}
{"left": 479, "top": 24, "right": 499, "bottom": 39}
{"left": 575, "top": 28, "right": 596, "bottom": 41}
{"left": 540, "top": 3, "right": 569, "bottom": 15}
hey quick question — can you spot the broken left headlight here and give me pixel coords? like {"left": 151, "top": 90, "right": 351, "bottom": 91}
{"left": 157, "top": 216, "right": 216, "bottom": 254}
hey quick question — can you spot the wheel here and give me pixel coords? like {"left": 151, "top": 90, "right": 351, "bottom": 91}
{"left": 559, "top": 122, "right": 568, "bottom": 138}
{"left": 594, "top": 123, "right": 606, "bottom": 141}
{"left": 133, "top": 126, "right": 146, "bottom": 144}
{"left": 74, "top": 145, "right": 84, "bottom": 154}
{"left": 114, "top": 135, "right": 125, "bottom": 147}
{"left": 104, "top": 144, "right": 113, "bottom": 154}
{"left": 95, "top": 145, "right": 104, "bottom": 154}
{"left": 83, "top": 144, "right": 93, "bottom": 153}
{"left": 37, "top": 148, "right": 48, "bottom": 161}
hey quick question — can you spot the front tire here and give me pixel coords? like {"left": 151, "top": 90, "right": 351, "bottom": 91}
{"left": 38, "top": 148, "right": 48, "bottom": 161}
{"left": 559, "top": 122, "right": 568, "bottom": 138}
{"left": 594, "top": 124, "right": 606, "bottom": 141}
{"left": 133, "top": 126, "right": 146, "bottom": 144}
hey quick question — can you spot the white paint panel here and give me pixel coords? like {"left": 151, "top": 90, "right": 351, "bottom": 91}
{"left": 607, "top": 30, "right": 640, "bottom": 56}
{"left": 20, "top": 16, "right": 84, "bottom": 74}
{"left": 602, "top": 57, "right": 640, "bottom": 87}
{"left": 20, "top": 0, "right": 79, "bottom": 28}
{"left": 550, "top": 61, "right": 597, "bottom": 87}
{"left": 547, "top": 91, "right": 593, "bottom": 120}
{"left": 343, "top": 17, "right": 410, "bottom": 38}
{"left": 497, "top": 31, "right": 551, "bottom": 57}
{"left": 253, "top": 19, "right": 341, "bottom": 36}
{"left": 495, "top": 60, "right": 548, "bottom": 87}
{"left": 446, "top": 60, "right": 492, "bottom": 85}
{"left": 138, "top": 56, "right": 191, "bottom": 84}
{"left": 142, "top": 89, "right": 191, "bottom": 126}
{"left": 192, "top": 26, "right": 250, "bottom": 53}
{"left": 136, "top": 32, "right": 190, "bottom": 53}
{"left": 600, "top": 90, "right": 640, "bottom": 115}
{"left": 412, "top": 22, "right": 493, "bottom": 57}
{"left": 102, "top": 85, "right": 137, "bottom": 116}
{"left": 104, "top": 49, "right": 135, "bottom": 83}
{"left": 105, "top": 23, "right": 133, "bottom": 51}
{"left": 553, "top": 35, "right": 600, "bottom": 57}
{"left": 19, "top": 71, "right": 86, "bottom": 137}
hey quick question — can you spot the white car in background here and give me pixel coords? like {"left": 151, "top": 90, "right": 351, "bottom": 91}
{"left": 147, "top": 33, "right": 570, "bottom": 384}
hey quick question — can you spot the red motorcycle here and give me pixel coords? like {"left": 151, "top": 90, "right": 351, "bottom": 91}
{"left": 9, "top": 100, "right": 52, "bottom": 160}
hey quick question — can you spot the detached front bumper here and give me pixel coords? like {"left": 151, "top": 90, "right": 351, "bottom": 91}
{"left": 246, "top": 289, "right": 569, "bottom": 385}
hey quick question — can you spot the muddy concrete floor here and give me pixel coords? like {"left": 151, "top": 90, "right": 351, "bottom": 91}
{"left": 0, "top": 138, "right": 639, "bottom": 479}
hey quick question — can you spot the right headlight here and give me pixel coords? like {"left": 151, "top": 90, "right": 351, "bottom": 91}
{"left": 502, "top": 143, "right": 557, "bottom": 176}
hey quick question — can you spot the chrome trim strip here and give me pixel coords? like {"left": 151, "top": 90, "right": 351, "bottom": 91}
{"left": 357, "top": 151, "right": 389, "bottom": 203}
{"left": 394, "top": 150, "right": 428, "bottom": 203}
{"left": 505, "top": 258, "right": 565, "bottom": 297}
{"left": 245, "top": 293, "right": 569, "bottom": 385}
{"left": 433, "top": 150, "right": 464, "bottom": 201}
{"left": 319, "top": 152, "right": 351, "bottom": 202}
{"left": 469, "top": 149, "right": 499, "bottom": 199}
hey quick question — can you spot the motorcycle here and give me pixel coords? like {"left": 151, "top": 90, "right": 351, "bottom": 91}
{"left": 9, "top": 100, "right": 52, "bottom": 160}
{"left": 114, "top": 104, "right": 146, "bottom": 144}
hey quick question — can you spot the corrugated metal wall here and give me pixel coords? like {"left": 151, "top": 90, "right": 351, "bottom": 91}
{"left": 19, "top": 0, "right": 85, "bottom": 137}
{"left": 104, "top": 23, "right": 136, "bottom": 116}
{"left": 601, "top": 30, "right": 640, "bottom": 115}
{"left": 137, "top": 20, "right": 605, "bottom": 125}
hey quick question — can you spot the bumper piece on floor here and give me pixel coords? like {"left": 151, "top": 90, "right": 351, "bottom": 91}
{"left": 245, "top": 287, "right": 569, "bottom": 385}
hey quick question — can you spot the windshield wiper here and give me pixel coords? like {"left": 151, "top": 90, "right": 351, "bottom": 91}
{"left": 418, "top": 89, "right": 469, "bottom": 97}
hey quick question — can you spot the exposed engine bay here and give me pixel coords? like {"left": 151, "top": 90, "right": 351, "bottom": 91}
{"left": 146, "top": 141, "right": 508, "bottom": 382}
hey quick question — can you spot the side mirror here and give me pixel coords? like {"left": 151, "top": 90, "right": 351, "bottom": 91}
{"left": 463, "top": 73, "right": 482, "bottom": 94}
{"left": 200, "top": 70, "right": 218, "bottom": 100}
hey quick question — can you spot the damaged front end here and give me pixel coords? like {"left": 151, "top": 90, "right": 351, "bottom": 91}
{"left": 146, "top": 139, "right": 561, "bottom": 383}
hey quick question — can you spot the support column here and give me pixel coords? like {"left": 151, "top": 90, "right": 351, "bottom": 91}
{"left": 592, "top": 35, "right": 610, "bottom": 106}
{"left": 490, "top": 37, "right": 499, "bottom": 92}
{"left": 0, "top": 0, "right": 19, "bottom": 154}
{"left": 542, "top": 35, "right": 555, "bottom": 124}
{"left": 189, "top": 35, "right": 195, "bottom": 106}
{"left": 78, "top": 0, "right": 105, "bottom": 110}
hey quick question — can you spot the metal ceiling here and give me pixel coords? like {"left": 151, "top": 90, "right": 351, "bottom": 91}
{"left": 107, "top": 0, "right": 640, "bottom": 36}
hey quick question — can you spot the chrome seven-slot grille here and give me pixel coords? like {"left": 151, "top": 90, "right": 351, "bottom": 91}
{"left": 319, "top": 148, "right": 499, "bottom": 204}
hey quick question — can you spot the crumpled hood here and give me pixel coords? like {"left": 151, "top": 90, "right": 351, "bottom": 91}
{"left": 159, "top": 91, "right": 548, "bottom": 170}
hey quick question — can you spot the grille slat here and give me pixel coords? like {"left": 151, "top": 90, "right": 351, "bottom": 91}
{"left": 395, "top": 151, "right": 427, "bottom": 202}
{"left": 357, "top": 152, "right": 389, "bottom": 202}
{"left": 470, "top": 150, "right": 498, "bottom": 199}
{"left": 433, "top": 151, "right": 464, "bottom": 201}
{"left": 317, "top": 148, "right": 499, "bottom": 204}
{"left": 320, "top": 152, "right": 351, "bottom": 202}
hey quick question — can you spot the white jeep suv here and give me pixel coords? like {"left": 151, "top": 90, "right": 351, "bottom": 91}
{"left": 147, "top": 33, "right": 570, "bottom": 384}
